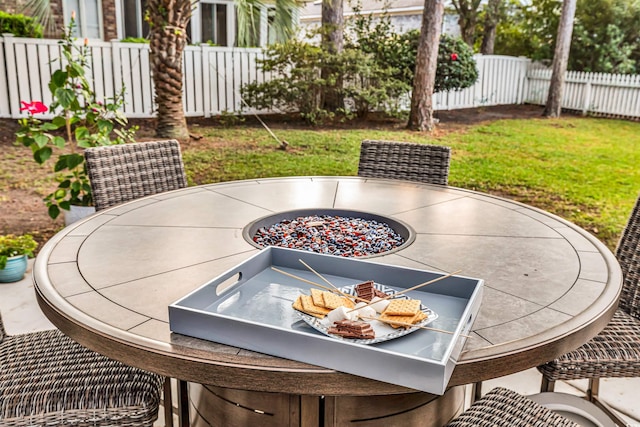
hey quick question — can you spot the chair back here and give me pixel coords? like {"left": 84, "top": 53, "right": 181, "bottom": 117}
{"left": 357, "top": 140, "right": 451, "bottom": 185}
{"left": 615, "top": 194, "right": 640, "bottom": 320}
{"left": 85, "top": 140, "right": 187, "bottom": 211}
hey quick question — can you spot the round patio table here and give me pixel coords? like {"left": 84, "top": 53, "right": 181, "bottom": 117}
{"left": 33, "top": 177, "right": 622, "bottom": 427}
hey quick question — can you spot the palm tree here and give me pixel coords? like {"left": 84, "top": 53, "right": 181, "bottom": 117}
{"left": 25, "top": 0, "right": 300, "bottom": 139}
{"left": 147, "top": 0, "right": 192, "bottom": 139}
{"left": 236, "top": 0, "right": 300, "bottom": 47}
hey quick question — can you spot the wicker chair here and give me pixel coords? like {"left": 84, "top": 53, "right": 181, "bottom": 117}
{"left": 536, "top": 193, "right": 640, "bottom": 425}
{"left": 445, "top": 387, "right": 579, "bottom": 427}
{"left": 357, "top": 140, "right": 451, "bottom": 185}
{"left": 0, "top": 311, "right": 164, "bottom": 427}
{"left": 84, "top": 140, "right": 187, "bottom": 211}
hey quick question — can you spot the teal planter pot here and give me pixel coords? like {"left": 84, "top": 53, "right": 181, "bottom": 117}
{"left": 0, "top": 254, "right": 28, "bottom": 283}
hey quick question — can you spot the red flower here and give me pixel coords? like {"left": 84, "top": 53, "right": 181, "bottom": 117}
{"left": 20, "top": 101, "right": 48, "bottom": 115}
{"left": 450, "top": 53, "right": 459, "bottom": 61}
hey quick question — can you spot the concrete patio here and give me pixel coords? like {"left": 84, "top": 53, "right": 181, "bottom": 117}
{"left": 2, "top": 260, "right": 639, "bottom": 427}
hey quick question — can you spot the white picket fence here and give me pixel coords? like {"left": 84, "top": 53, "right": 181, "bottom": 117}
{"left": 1, "top": 34, "right": 639, "bottom": 120}
{"left": 0, "top": 34, "right": 269, "bottom": 119}
{"left": 527, "top": 69, "right": 640, "bottom": 119}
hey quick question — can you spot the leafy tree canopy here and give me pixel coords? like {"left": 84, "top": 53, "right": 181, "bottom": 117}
{"left": 494, "top": 0, "right": 640, "bottom": 73}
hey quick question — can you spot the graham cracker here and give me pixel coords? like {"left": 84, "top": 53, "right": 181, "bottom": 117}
{"left": 300, "top": 294, "right": 331, "bottom": 316}
{"left": 383, "top": 298, "right": 421, "bottom": 316}
{"left": 322, "top": 291, "right": 348, "bottom": 310}
{"left": 292, "top": 295, "right": 328, "bottom": 318}
{"left": 310, "top": 288, "right": 325, "bottom": 307}
{"left": 379, "top": 310, "right": 426, "bottom": 329}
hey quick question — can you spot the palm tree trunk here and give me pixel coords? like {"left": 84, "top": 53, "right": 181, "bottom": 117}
{"left": 148, "top": 0, "right": 191, "bottom": 139}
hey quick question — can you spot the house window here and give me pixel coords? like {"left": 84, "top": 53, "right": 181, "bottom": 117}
{"left": 201, "top": 2, "right": 229, "bottom": 46}
{"left": 64, "top": 0, "right": 103, "bottom": 39}
{"left": 191, "top": 0, "right": 284, "bottom": 47}
{"left": 122, "top": 0, "right": 150, "bottom": 39}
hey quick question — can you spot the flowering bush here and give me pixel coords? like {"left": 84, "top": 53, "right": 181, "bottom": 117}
{"left": 346, "top": 9, "right": 478, "bottom": 93}
{"left": 16, "top": 15, "right": 137, "bottom": 219}
{"left": 435, "top": 35, "right": 478, "bottom": 92}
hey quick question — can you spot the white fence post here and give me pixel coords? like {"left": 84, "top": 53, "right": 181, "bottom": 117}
{"left": 2, "top": 34, "right": 20, "bottom": 118}
{"left": 582, "top": 82, "right": 592, "bottom": 116}
{"left": 0, "top": 35, "right": 12, "bottom": 117}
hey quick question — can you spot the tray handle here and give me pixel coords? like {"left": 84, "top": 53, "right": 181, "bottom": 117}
{"left": 213, "top": 271, "right": 244, "bottom": 295}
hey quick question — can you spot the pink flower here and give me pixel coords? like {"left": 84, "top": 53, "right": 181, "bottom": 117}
{"left": 450, "top": 53, "right": 459, "bottom": 61}
{"left": 20, "top": 101, "right": 48, "bottom": 115}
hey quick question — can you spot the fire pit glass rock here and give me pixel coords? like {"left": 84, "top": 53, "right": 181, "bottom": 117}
{"left": 245, "top": 209, "right": 414, "bottom": 257}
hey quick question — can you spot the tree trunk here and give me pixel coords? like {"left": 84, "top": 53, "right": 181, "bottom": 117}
{"left": 407, "top": 0, "right": 445, "bottom": 132}
{"left": 480, "top": 0, "right": 501, "bottom": 55}
{"left": 544, "top": 0, "right": 577, "bottom": 118}
{"left": 148, "top": 0, "right": 191, "bottom": 139}
{"left": 321, "top": 0, "right": 344, "bottom": 111}
{"left": 451, "top": 0, "right": 482, "bottom": 47}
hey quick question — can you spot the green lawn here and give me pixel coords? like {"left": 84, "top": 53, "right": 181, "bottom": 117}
{"left": 183, "top": 115, "right": 640, "bottom": 250}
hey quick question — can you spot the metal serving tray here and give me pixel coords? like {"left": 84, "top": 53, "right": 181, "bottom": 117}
{"left": 168, "top": 247, "right": 484, "bottom": 395}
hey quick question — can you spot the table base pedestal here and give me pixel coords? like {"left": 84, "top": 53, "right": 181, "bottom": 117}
{"left": 189, "top": 383, "right": 464, "bottom": 427}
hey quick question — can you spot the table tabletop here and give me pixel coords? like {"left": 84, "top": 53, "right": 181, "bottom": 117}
{"left": 33, "top": 176, "right": 622, "bottom": 396}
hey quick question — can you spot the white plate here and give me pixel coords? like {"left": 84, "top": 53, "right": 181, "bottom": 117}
{"left": 295, "top": 283, "right": 438, "bottom": 345}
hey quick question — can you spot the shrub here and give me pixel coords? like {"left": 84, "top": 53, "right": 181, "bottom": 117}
{"left": 346, "top": 9, "right": 478, "bottom": 92}
{"left": 0, "top": 11, "right": 43, "bottom": 38}
{"left": 435, "top": 35, "right": 479, "bottom": 92}
{"left": 241, "top": 36, "right": 410, "bottom": 124}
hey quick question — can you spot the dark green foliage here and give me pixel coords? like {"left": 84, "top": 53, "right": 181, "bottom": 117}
{"left": 494, "top": 0, "right": 640, "bottom": 73}
{"left": 346, "top": 10, "right": 478, "bottom": 92}
{"left": 435, "top": 35, "right": 479, "bottom": 92}
{"left": 241, "top": 35, "right": 410, "bottom": 124}
{"left": 570, "top": 0, "right": 639, "bottom": 73}
{"left": 241, "top": 8, "right": 478, "bottom": 124}
{"left": 0, "top": 11, "right": 43, "bottom": 38}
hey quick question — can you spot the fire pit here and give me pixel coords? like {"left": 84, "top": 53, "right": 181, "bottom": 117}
{"left": 244, "top": 209, "right": 415, "bottom": 257}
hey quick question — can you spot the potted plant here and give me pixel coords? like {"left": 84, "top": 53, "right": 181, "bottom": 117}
{"left": 15, "top": 13, "right": 137, "bottom": 224}
{"left": 0, "top": 234, "right": 38, "bottom": 283}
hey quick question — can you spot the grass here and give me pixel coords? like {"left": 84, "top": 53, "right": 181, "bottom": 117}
{"left": 182, "top": 115, "right": 640, "bottom": 250}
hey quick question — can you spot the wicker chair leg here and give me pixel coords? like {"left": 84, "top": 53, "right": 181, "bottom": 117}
{"left": 471, "top": 381, "right": 483, "bottom": 403}
{"left": 163, "top": 378, "right": 174, "bottom": 427}
{"left": 178, "top": 379, "right": 190, "bottom": 427}
{"left": 541, "top": 376, "right": 555, "bottom": 392}
{"left": 587, "top": 377, "right": 599, "bottom": 401}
